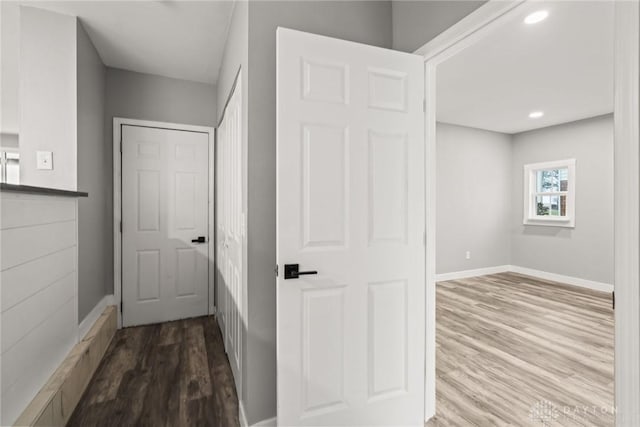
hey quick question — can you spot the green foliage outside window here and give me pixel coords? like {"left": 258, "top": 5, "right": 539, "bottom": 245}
{"left": 537, "top": 202, "right": 550, "bottom": 216}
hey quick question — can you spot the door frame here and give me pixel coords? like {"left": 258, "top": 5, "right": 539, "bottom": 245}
{"left": 113, "top": 117, "right": 216, "bottom": 328}
{"left": 417, "top": 0, "right": 639, "bottom": 424}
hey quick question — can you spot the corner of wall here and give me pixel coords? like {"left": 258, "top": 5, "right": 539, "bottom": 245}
{"left": 76, "top": 15, "right": 108, "bottom": 322}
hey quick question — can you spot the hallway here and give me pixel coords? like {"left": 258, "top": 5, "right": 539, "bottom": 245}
{"left": 68, "top": 316, "right": 240, "bottom": 427}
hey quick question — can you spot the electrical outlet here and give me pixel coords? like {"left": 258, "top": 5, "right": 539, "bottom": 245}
{"left": 465, "top": 251, "right": 471, "bottom": 260}
{"left": 36, "top": 151, "right": 53, "bottom": 170}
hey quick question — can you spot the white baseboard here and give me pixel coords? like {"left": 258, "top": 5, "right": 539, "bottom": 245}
{"left": 78, "top": 294, "right": 115, "bottom": 339}
{"left": 508, "top": 266, "right": 614, "bottom": 293}
{"left": 436, "top": 265, "right": 613, "bottom": 293}
{"left": 252, "top": 416, "right": 277, "bottom": 427}
{"left": 239, "top": 400, "right": 276, "bottom": 427}
{"left": 435, "top": 265, "right": 510, "bottom": 282}
{"left": 239, "top": 400, "right": 248, "bottom": 427}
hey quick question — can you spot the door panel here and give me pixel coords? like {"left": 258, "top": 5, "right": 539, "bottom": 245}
{"left": 301, "top": 124, "right": 349, "bottom": 249}
{"left": 277, "top": 28, "right": 425, "bottom": 426}
{"left": 301, "top": 286, "right": 347, "bottom": 415}
{"left": 122, "top": 125, "right": 209, "bottom": 327}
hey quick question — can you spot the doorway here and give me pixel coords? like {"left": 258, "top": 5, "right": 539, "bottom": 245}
{"left": 113, "top": 119, "right": 215, "bottom": 328}
{"left": 421, "top": 1, "right": 639, "bottom": 425}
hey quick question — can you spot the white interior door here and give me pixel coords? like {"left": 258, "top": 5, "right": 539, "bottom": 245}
{"left": 216, "top": 76, "right": 244, "bottom": 394}
{"left": 122, "top": 125, "right": 209, "bottom": 327}
{"left": 277, "top": 28, "right": 426, "bottom": 426}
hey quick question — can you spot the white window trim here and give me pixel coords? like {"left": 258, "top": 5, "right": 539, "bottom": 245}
{"left": 523, "top": 158, "right": 576, "bottom": 228}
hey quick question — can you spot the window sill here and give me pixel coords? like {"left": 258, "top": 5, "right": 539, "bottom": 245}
{"left": 523, "top": 217, "right": 575, "bottom": 228}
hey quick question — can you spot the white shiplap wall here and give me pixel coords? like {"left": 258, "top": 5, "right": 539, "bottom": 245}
{"left": 1, "top": 192, "right": 79, "bottom": 425}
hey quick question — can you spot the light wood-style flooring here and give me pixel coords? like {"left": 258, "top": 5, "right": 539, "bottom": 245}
{"left": 430, "top": 272, "right": 614, "bottom": 426}
{"left": 68, "top": 316, "right": 240, "bottom": 427}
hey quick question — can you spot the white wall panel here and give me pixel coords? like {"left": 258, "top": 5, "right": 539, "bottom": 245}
{"left": 1, "top": 298, "right": 77, "bottom": 425}
{"left": 2, "top": 272, "right": 75, "bottom": 351}
{"left": 1, "top": 193, "right": 79, "bottom": 425}
{"left": 1, "top": 196, "right": 76, "bottom": 229}
{"left": 1, "top": 220, "right": 76, "bottom": 270}
{"left": 1, "top": 247, "right": 75, "bottom": 312}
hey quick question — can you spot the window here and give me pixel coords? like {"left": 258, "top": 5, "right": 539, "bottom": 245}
{"left": 523, "top": 159, "right": 575, "bottom": 227}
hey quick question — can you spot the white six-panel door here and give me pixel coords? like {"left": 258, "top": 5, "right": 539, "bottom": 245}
{"left": 276, "top": 28, "right": 425, "bottom": 426}
{"left": 216, "top": 76, "right": 244, "bottom": 395}
{"left": 122, "top": 125, "right": 209, "bottom": 327}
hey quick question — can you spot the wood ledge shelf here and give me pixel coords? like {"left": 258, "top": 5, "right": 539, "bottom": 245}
{"left": 13, "top": 306, "right": 117, "bottom": 427}
{"left": 0, "top": 183, "right": 88, "bottom": 197}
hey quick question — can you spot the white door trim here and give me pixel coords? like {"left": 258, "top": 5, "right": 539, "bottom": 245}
{"left": 418, "top": 0, "right": 639, "bottom": 424}
{"left": 613, "top": 2, "right": 640, "bottom": 425}
{"left": 113, "top": 117, "right": 216, "bottom": 328}
{"left": 413, "top": 1, "right": 524, "bottom": 62}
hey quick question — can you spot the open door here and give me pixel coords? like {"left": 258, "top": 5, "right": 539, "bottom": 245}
{"left": 276, "top": 28, "right": 425, "bottom": 426}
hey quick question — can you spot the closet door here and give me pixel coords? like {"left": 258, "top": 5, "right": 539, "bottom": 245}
{"left": 217, "top": 76, "right": 244, "bottom": 395}
{"left": 122, "top": 125, "right": 209, "bottom": 327}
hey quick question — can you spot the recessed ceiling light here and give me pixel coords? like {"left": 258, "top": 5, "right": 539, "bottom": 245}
{"left": 529, "top": 111, "right": 544, "bottom": 119}
{"left": 524, "top": 10, "right": 549, "bottom": 25}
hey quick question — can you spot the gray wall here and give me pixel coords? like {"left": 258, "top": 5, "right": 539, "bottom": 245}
{"left": 103, "top": 68, "right": 218, "bottom": 296}
{"left": 511, "top": 115, "right": 614, "bottom": 284}
{"left": 436, "top": 123, "right": 512, "bottom": 274}
{"left": 77, "top": 21, "right": 108, "bottom": 322}
{"left": 244, "top": 2, "right": 392, "bottom": 424}
{"left": 106, "top": 68, "right": 217, "bottom": 127}
{"left": 216, "top": 0, "right": 248, "bottom": 122}
{"left": 437, "top": 116, "right": 614, "bottom": 284}
{"left": 391, "top": 0, "right": 486, "bottom": 52}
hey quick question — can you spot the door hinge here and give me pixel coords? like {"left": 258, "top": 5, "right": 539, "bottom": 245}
{"left": 120, "top": 221, "right": 122, "bottom": 233}
{"left": 120, "top": 138, "right": 123, "bottom": 153}
{"left": 612, "top": 291, "right": 615, "bottom": 310}
{"left": 120, "top": 301, "right": 123, "bottom": 313}
{"left": 275, "top": 264, "right": 279, "bottom": 277}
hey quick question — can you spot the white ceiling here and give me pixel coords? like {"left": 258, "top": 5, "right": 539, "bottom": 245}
{"left": 436, "top": 1, "right": 614, "bottom": 134}
{"left": 20, "top": 0, "right": 235, "bottom": 84}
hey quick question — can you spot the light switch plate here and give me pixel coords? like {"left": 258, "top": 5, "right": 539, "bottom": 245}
{"left": 36, "top": 151, "right": 53, "bottom": 170}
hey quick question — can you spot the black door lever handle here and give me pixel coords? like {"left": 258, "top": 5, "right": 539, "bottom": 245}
{"left": 192, "top": 236, "right": 206, "bottom": 243}
{"left": 284, "top": 264, "right": 318, "bottom": 280}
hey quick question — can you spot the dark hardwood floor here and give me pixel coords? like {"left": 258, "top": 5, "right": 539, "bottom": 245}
{"left": 68, "top": 316, "right": 240, "bottom": 427}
